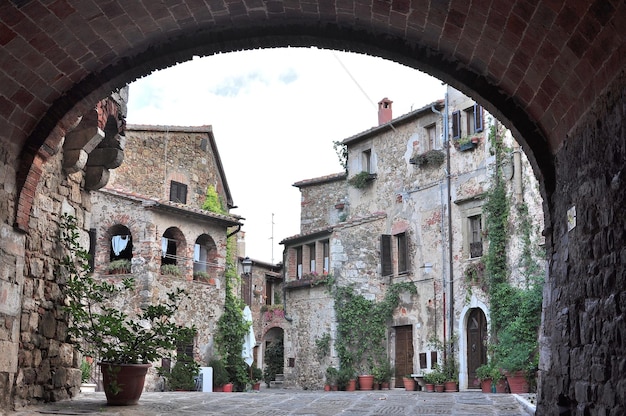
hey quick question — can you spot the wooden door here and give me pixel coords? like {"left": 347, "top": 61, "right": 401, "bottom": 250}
{"left": 467, "top": 308, "right": 487, "bottom": 388}
{"left": 394, "top": 325, "right": 413, "bottom": 387}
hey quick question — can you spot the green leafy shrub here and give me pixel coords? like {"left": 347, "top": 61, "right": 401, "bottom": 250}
{"left": 347, "top": 171, "right": 376, "bottom": 189}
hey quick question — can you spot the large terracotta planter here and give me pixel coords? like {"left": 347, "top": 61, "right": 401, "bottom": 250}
{"left": 425, "top": 383, "right": 435, "bottom": 392}
{"left": 444, "top": 381, "right": 458, "bottom": 392}
{"left": 434, "top": 384, "right": 445, "bottom": 392}
{"left": 505, "top": 371, "right": 529, "bottom": 393}
{"left": 380, "top": 382, "right": 390, "bottom": 390}
{"left": 402, "top": 377, "right": 415, "bottom": 391}
{"left": 99, "top": 363, "right": 151, "bottom": 406}
{"left": 223, "top": 382, "right": 234, "bottom": 392}
{"left": 358, "top": 375, "right": 374, "bottom": 390}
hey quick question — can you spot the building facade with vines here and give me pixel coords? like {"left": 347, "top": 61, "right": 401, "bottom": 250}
{"left": 280, "top": 88, "right": 545, "bottom": 390}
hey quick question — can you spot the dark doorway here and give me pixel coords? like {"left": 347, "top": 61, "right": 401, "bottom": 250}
{"left": 394, "top": 325, "right": 413, "bottom": 388}
{"left": 467, "top": 308, "right": 488, "bottom": 388}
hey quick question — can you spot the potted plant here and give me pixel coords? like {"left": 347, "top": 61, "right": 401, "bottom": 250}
{"left": 347, "top": 171, "right": 377, "bottom": 189}
{"left": 357, "top": 363, "right": 374, "bottom": 390}
{"left": 337, "top": 366, "right": 355, "bottom": 391}
{"left": 193, "top": 271, "right": 214, "bottom": 284}
{"left": 107, "top": 258, "right": 131, "bottom": 274}
{"left": 209, "top": 358, "right": 230, "bottom": 392}
{"left": 79, "top": 359, "right": 97, "bottom": 393}
{"left": 428, "top": 335, "right": 459, "bottom": 392}
{"left": 373, "top": 360, "right": 393, "bottom": 390}
{"left": 422, "top": 371, "right": 437, "bottom": 392}
{"left": 325, "top": 366, "right": 339, "bottom": 391}
{"left": 60, "top": 214, "right": 197, "bottom": 405}
{"left": 402, "top": 375, "right": 416, "bottom": 391}
{"left": 161, "top": 263, "right": 182, "bottom": 277}
{"left": 159, "top": 355, "right": 200, "bottom": 391}
{"left": 251, "top": 367, "right": 264, "bottom": 391}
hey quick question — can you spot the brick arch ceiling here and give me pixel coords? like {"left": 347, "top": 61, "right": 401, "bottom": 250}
{"left": 3, "top": 1, "right": 624, "bottom": 230}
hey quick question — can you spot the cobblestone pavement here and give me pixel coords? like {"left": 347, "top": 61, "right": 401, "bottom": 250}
{"left": 11, "top": 389, "right": 535, "bottom": 416}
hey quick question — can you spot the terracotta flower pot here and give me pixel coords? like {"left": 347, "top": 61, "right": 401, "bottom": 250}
{"left": 223, "top": 383, "right": 234, "bottom": 392}
{"left": 380, "top": 382, "right": 390, "bottom": 390}
{"left": 444, "top": 381, "right": 458, "bottom": 392}
{"left": 425, "top": 383, "right": 435, "bottom": 392}
{"left": 402, "top": 377, "right": 415, "bottom": 391}
{"left": 435, "top": 384, "right": 445, "bottom": 393}
{"left": 99, "top": 362, "right": 151, "bottom": 406}
{"left": 505, "top": 371, "right": 529, "bottom": 393}
{"left": 481, "top": 379, "right": 492, "bottom": 393}
{"left": 324, "top": 384, "right": 331, "bottom": 392}
{"left": 346, "top": 379, "right": 357, "bottom": 391}
{"left": 358, "top": 375, "right": 374, "bottom": 390}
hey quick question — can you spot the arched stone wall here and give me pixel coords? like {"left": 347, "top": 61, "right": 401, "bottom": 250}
{"left": 0, "top": 1, "right": 624, "bottom": 413}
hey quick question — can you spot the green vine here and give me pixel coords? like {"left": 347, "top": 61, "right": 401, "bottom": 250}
{"left": 202, "top": 185, "right": 226, "bottom": 214}
{"left": 214, "top": 235, "right": 250, "bottom": 390}
{"left": 333, "top": 140, "right": 348, "bottom": 173}
{"left": 482, "top": 121, "right": 544, "bottom": 376}
{"left": 332, "top": 282, "right": 416, "bottom": 374}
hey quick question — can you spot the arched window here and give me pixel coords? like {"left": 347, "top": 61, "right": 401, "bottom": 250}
{"left": 109, "top": 224, "right": 133, "bottom": 262}
{"left": 193, "top": 234, "right": 217, "bottom": 279}
{"left": 161, "top": 227, "right": 185, "bottom": 266}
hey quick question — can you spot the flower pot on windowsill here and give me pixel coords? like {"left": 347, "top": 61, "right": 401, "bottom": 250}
{"left": 459, "top": 141, "right": 476, "bottom": 151}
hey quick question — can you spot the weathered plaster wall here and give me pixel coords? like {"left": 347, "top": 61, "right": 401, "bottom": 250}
{"left": 283, "top": 285, "right": 335, "bottom": 390}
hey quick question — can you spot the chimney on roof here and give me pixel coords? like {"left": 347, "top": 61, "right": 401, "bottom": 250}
{"left": 378, "top": 98, "right": 393, "bottom": 125}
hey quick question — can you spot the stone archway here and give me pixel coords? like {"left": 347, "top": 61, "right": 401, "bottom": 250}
{"left": 0, "top": 2, "right": 624, "bottom": 414}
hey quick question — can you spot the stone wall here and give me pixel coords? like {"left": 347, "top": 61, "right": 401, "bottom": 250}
{"left": 538, "top": 71, "right": 625, "bottom": 416}
{"left": 109, "top": 126, "right": 229, "bottom": 209}
{"left": 297, "top": 174, "right": 347, "bottom": 233}
{"left": 16, "top": 147, "right": 87, "bottom": 408}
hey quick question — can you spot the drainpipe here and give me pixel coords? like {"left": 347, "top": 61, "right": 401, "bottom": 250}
{"left": 226, "top": 224, "right": 242, "bottom": 238}
{"left": 513, "top": 142, "right": 522, "bottom": 201}
{"left": 431, "top": 91, "right": 454, "bottom": 346}
{"left": 445, "top": 91, "right": 454, "bottom": 345}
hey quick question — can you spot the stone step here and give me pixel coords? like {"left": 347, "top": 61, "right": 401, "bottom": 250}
{"left": 274, "top": 374, "right": 285, "bottom": 382}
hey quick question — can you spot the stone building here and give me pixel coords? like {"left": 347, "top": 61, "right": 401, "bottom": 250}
{"left": 238, "top": 251, "right": 284, "bottom": 374}
{"left": 280, "top": 88, "right": 545, "bottom": 390}
{"left": 89, "top": 124, "right": 243, "bottom": 390}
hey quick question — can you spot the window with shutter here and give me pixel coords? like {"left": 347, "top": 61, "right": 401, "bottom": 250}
{"left": 452, "top": 110, "right": 461, "bottom": 139}
{"left": 381, "top": 234, "right": 392, "bottom": 277}
{"left": 474, "top": 104, "right": 484, "bottom": 133}
{"left": 169, "top": 181, "right": 187, "bottom": 204}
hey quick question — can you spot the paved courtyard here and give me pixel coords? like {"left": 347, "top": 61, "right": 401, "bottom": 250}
{"left": 11, "top": 389, "right": 536, "bottom": 416}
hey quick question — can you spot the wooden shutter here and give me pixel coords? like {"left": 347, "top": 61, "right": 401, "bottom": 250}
{"left": 452, "top": 110, "right": 461, "bottom": 139}
{"left": 474, "top": 104, "right": 484, "bottom": 133}
{"left": 381, "top": 234, "right": 392, "bottom": 277}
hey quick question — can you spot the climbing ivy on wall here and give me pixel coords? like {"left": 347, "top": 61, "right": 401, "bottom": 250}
{"left": 332, "top": 282, "right": 416, "bottom": 374}
{"left": 483, "top": 120, "right": 544, "bottom": 375}
{"left": 214, "top": 236, "right": 250, "bottom": 389}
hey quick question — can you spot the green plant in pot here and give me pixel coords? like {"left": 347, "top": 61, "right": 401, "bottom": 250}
{"left": 107, "top": 258, "right": 131, "bottom": 274}
{"left": 60, "top": 214, "right": 197, "bottom": 405}
{"left": 159, "top": 355, "right": 200, "bottom": 391}
{"left": 209, "top": 358, "right": 230, "bottom": 390}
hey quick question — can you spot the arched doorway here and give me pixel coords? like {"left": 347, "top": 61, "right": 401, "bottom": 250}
{"left": 466, "top": 308, "right": 487, "bottom": 389}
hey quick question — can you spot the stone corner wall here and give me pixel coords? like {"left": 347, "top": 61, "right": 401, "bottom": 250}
{"left": 538, "top": 70, "right": 625, "bottom": 416}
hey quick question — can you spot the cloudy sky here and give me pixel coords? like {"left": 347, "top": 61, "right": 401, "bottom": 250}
{"left": 126, "top": 47, "right": 445, "bottom": 264}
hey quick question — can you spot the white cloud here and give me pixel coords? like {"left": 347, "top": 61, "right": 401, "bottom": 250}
{"left": 127, "top": 47, "right": 445, "bottom": 263}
